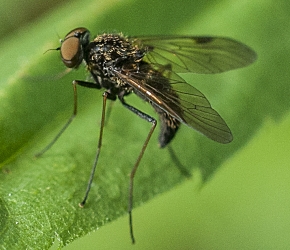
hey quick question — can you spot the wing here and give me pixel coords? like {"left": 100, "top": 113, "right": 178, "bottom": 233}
{"left": 132, "top": 36, "right": 257, "bottom": 74}
{"left": 114, "top": 65, "right": 233, "bottom": 143}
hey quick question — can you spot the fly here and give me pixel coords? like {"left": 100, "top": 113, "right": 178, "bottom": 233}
{"left": 36, "top": 27, "right": 257, "bottom": 243}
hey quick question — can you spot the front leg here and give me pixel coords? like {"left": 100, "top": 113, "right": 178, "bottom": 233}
{"left": 74, "top": 80, "right": 102, "bottom": 89}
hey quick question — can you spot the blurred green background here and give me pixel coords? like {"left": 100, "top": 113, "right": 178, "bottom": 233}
{"left": 0, "top": 0, "right": 290, "bottom": 249}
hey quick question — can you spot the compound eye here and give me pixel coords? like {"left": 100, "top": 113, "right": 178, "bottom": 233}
{"left": 60, "top": 28, "right": 89, "bottom": 68}
{"left": 61, "top": 36, "right": 81, "bottom": 68}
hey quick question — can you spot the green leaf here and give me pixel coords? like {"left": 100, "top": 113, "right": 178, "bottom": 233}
{"left": 0, "top": 0, "right": 289, "bottom": 249}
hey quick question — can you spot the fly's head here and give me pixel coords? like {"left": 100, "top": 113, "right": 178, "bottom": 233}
{"left": 59, "top": 27, "right": 90, "bottom": 68}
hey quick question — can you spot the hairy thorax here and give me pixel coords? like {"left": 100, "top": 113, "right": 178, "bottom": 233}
{"left": 86, "top": 34, "right": 145, "bottom": 77}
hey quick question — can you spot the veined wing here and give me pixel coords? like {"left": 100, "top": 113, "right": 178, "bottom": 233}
{"left": 132, "top": 36, "right": 257, "bottom": 74}
{"left": 114, "top": 66, "right": 233, "bottom": 144}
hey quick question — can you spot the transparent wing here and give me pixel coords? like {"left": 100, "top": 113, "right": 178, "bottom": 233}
{"left": 114, "top": 65, "right": 233, "bottom": 143}
{"left": 132, "top": 36, "right": 257, "bottom": 74}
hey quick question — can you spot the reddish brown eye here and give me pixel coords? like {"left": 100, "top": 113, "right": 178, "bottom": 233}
{"left": 60, "top": 27, "right": 90, "bottom": 68}
{"left": 61, "top": 36, "right": 81, "bottom": 68}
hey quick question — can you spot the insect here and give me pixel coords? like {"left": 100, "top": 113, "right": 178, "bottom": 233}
{"left": 37, "top": 27, "right": 257, "bottom": 243}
